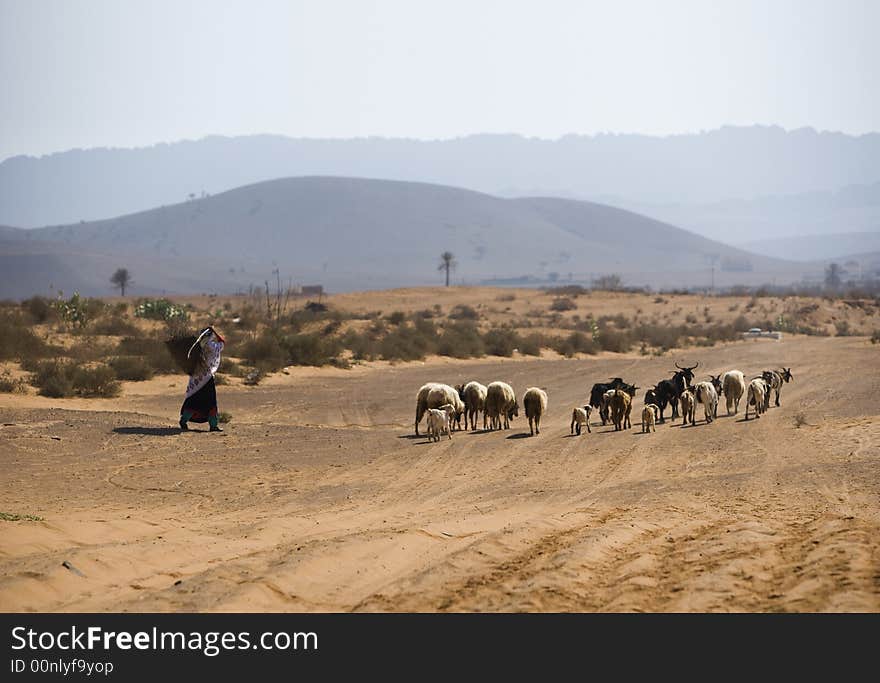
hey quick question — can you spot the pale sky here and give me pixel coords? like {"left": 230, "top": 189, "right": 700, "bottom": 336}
{"left": 1, "top": 0, "right": 877, "bottom": 161}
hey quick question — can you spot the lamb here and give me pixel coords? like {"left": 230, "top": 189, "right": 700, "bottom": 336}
{"left": 425, "top": 408, "right": 452, "bottom": 442}
{"left": 745, "top": 378, "right": 767, "bottom": 420}
{"left": 609, "top": 389, "right": 632, "bottom": 431}
{"left": 426, "top": 384, "right": 465, "bottom": 431}
{"left": 641, "top": 404, "right": 659, "bottom": 433}
{"left": 461, "top": 381, "right": 488, "bottom": 431}
{"left": 721, "top": 370, "right": 746, "bottom": 415}
{"left": 485, "top": 381, "right": 519, "bottom": 430}
{"left": 523, "top": 387, "right": 548, "bottom": 436}
{"left": 570, "top": 406, "right": 592, "bottom": 435}
{"left": 679, "top": 387, "right": 696, "bottom": 427}
{"left": 694, "top": 381, "right": 718, "bottom": 424}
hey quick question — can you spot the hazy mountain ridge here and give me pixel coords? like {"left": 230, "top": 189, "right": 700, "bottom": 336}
{"left": 0, "top": 176, "right": 819, "bottom": 299}
{"left": 3, "top": 126, "right": 880, "bottom": 229}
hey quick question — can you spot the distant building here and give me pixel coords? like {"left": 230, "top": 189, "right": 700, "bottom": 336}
{"left": 301, "top": 285, "right": 324, "bottom": 297}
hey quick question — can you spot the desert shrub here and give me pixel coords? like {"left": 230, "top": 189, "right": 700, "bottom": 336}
{"left": 71, "top": 365, "right": 121, "bottom": 398}
{"left": 597, "top": 328, "right": 632, "bottom": 353}
{"left": 437, "top": 322, "right": 484, "bottom": 358}
{"left": 239, "top": 331, "right": 287, "bottom": 371}
{"left": 29, "top": 359, "right": 75, "bottom": 397}
{"left": 218, "top": 411, "right": 232, "bottom": 424}
{"left": 482, "top": 327, "right": 520, "bottom": 357}
{"left": 91, "top": 315, "right": 139, "bottom": 336}
{"left": 134, "top": 298, "right": 189, "bottom": 322}
{"left": 380, "top": 319, "right": 438, "bottom": 361}
{"left": 0, "top": 371, "right": 26, "bottom": 393}
{"left": 518, "top": 333, "right": 546, "bottom": 356}
{"left": 108, "top": 356, "right": 154, "bottom": 381}
{"left": 115, "top": 336, "right": 179, "bottom": 374}
{"left": 67, "top": 340, "right": 115, "bottom": 362}
{"left": 20, "top": 296, "right": 56, "bottom": 324}
{"left": 547, "top": 285, "right": 588, "bottom": 297}
{"left": 0, "top": 312, "right": 55, "bottom": 362}
{"left": 413, "top": 308, "right": 437, "bottom": 319}
{"left": 340, "top": 328, "right": 381, "bottom": 361}
{"left": 598, "top": 313, "right": 631, "bottom": 329}
{"left": 793, "top": 412, "right": 808, "bottom": 428}
{"left": 552, "top": 332, "right": 599, "bottom": 357}
{"left": 872, "top": 330, "right": 880, "bottom": 344}
{"left": 386, "top": 311, "right": 407, "bottom": 325}
{"left": 732, "top": 315, "right": 752, "bottom": 332}
{"left": 834, "top": 321, "right": 854, "bottom": 337}
{"left": 550, "top": 297, "right": 577, "bottom": 312}
{"left": 281, "top": 333, "right": 342, "bottom": 366}
{"left": 495, "top": 293, "right": 516, "bottom": 302}
{"left": 685, "top": 313, "right": 698, "bottom": 324}
{"left": 448, "top": 304, "right": 480, "bottom": 320}
{"left": 633, "top": 324, "right": 682, "bottom": 351}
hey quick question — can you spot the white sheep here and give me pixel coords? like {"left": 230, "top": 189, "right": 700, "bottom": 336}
{"left": 721, "top": 370, "right": 746, "bottom": 415}
{"left": 694, "top": 381, "right": 718, "bottom": 424}
{"left": 461, "top": 381, "right": 488, "bottom": 431}
{"left": 414, "top": 382, "right": 443, "bottom": 435}
{"left": 425, "top": 408, "right": 452, "bottom": 442}
{"left": 745, "top": 378, "right": 767, "bottom": 420}
{"left": 570, "top": 406, "right": 592, "bottom": 435}
{"left": 641, "top": 403, "right": 659, "bottom": 433}
{"left": 485, "top": 381, "right": 518, "bottom": 430}
{"left": 426, "top": 384, "right": 465, "bottom": 431}
{"left": 523, "top": 387, "right": 548, "bottom": 436}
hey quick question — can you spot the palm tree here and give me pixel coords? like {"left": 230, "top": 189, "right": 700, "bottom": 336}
{"left": 438, "top": 251, "right": 456, "bottom": 287}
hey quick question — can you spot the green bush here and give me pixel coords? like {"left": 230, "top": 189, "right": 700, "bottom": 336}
{"left": 134, "top": 298, "right": 189, "bottom": 322}
{"left": 108, "top": 356, "right": 154, "bottom": 381}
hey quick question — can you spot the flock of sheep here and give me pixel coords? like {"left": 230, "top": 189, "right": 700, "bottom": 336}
{"left": 413, "top": 366, "right": 794, "bottom": 442}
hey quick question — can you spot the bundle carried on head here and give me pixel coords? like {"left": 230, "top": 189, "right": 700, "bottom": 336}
{"left": 164, "top": 328, "right": 207, "bottom": 375}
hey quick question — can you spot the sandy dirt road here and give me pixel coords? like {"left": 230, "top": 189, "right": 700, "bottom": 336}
{"left": 1, "top": 335, "right": 878, "bottom": 612}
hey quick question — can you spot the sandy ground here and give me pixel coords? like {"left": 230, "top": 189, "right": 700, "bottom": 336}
{"left": 1, "top": 334, "right": 879, "bottom": 612}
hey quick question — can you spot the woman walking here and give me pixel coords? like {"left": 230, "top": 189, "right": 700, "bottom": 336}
{"left": 179, "top": 326, "right": 226, "bottom": 432}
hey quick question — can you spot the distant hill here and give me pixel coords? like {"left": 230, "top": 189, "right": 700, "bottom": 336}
{"left": 0, "top": 177, "right": 816, "bottom": 299}
{"left": 607, "top": 182, "right": 880, "bottom": 246}
{"left": 2, "top": 126, "right": 880, "bottom": 229}
{"left": 739, "top": 231, "right": 880, "bottom": 262}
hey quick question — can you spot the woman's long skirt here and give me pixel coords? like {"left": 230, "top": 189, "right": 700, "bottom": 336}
{"left": 181, "top": 376, "right": 218, "bottom": 423}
